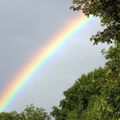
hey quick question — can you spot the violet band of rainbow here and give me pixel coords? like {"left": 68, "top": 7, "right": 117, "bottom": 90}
{"left": 0, "top": 14, "right": 93, "bottom": 112}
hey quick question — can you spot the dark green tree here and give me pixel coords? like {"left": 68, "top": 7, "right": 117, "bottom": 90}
{"left": 0, "top": 104, "right": 51, "bottom": 120}
{"left": 0, "top": 111, "right": 20, "bottom": 120}
{"left": 71, "top": 0, "right": 120, "bottom": 44}
{"left": 21, "top": 104, "right": 51, "bottom": 120}
{"left": 51, "top": 0, "right": 120, "bottom": 120}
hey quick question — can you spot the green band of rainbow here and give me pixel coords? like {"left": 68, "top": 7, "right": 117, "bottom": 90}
{"left": 0, "top": 14, "right": 93, "bottom": 112}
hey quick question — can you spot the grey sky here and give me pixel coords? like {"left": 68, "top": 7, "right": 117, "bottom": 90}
{"left": 0, "top": 0, "right": 106, "bottom": 113}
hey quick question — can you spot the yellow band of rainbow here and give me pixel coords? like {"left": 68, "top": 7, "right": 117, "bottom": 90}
{"left": 0, "top": 14, "right": 93, "bottom": 112}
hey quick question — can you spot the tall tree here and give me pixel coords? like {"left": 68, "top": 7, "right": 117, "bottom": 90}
{"left": 51, "top": 0, "right": 120, "bottom": 120}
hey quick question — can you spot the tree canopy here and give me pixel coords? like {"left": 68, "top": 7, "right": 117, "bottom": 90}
{"left": 71, "top": 0, "right": 120, "bottom": 44}
{"left": 51, "top": 0, "right": 120, "bottom": 120}
{"left": 0, "top": 104, "right": 51, "bottom": 120}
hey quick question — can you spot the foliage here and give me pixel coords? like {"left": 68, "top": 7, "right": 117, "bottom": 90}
{"left": 71, "top": 0, "right": 120, "bottom": 45}
{"left": 51, "top": 47, "right": 120, "bottom": 119}
{"left": 0, "top": 104, "right": 51, "bottom": 120}
{"left": 0, "top": 111, "right": 20, "bottom": 120}
{"left": 51, "top": 0, "right": 120, "bottom": 120}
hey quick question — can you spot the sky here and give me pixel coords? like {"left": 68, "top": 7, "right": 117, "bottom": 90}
{"left": 0, "top": 0, "right": 107, "bottom": 113}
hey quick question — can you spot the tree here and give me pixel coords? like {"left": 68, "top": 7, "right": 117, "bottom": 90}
{"left": 51, "top": 54, "right": 120, "bottom": 120}
{"left": 51, "top": 0, "right": 120, "bottom": 120}
{"left": 21, "top": 104, "right": 51, "bottom": 120}
{"left": 0, "top": 111, "right": 20, "bottom": 120}
{"left": 71, "top": 0, "right": 120, "bottom": 44}
{"left": 0, "top": 104, "right": 51, "bottom": 120}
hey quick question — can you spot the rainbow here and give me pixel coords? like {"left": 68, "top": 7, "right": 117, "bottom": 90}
{"left": 0, "top": 13, "right": 93, "bottom": 112}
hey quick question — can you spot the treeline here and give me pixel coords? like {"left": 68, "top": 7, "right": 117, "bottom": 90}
{"left": 0, "top": 0, "right": 120, "bottom": 120}
{"left": 0, "top": 104, "right": 51, "bottom": 120}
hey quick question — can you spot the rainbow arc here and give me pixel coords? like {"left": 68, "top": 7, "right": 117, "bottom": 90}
{"left": 0, "top": 14, "right": 93, "bottom": 112}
